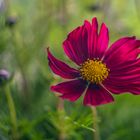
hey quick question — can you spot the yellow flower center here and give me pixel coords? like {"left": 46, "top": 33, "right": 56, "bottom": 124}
{"left": 79, "top": 59, "right": 109, "bottom": 84}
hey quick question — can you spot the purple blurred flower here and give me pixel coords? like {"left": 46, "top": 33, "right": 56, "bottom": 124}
{"left": 0, "top": 69, "right": 10, "bottom": 85}
{"left": 0, "top": 0, "right": 6, "bottom": 12}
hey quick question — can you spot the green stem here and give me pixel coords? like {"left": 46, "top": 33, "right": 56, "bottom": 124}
{"left": 4, "top": 84, "right": 18, "bottom": 140}
{"left": 92, "top": 107, "right": 100, "bottom": 140}
{"left": 57, "top": 99, "right": 66, "bottom": 140}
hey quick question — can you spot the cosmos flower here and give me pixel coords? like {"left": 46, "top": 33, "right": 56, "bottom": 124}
{"left": 47, "top": 17, "right": 140, "bottom": 106}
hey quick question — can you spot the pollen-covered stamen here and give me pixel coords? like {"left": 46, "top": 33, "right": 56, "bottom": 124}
{"left": 79, "top": 59, "right": 109, "bottom": 84}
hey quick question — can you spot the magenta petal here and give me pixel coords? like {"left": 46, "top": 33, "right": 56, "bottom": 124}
{"left": 97, "top": 23, "right": 109, "bottom": 59}
{"left": 88, "top": 17, "right": 98, "bottom": 59}
{"left": 108, "top": 59, "right": 140, "bottom": 78}
{"left": 109, "top": 59, "right": 140, "bottom": 72}
{"left": 103, "top": 76, "right": 140, "bottom": 95}
{"left": 104, "top": 37, "right": 140, "bottom": 68}
{"left": 47, "top": 48, "right": 80, "bottom": 79}
{"left": 83, "top": 84, "right": 114, "bottom": 106}
{"left": 103, "top": 59, "right": 140, "bottom": 95}
{"left": 104, "top": 37, "right": 133, "bottom": 61}
{"left": 104, "top": 82, "right": 140, "bottom": 95}
{"left": 63, "top": 22, "right": 90, "bottom": 65}
{"left": 51, "top": 79, "right": 87, "bottom": 101}
{"left": 63, "top": 18, "right": 110, "bottom": 63}
{"left": 87, "top": 18, "right": 109, "bottom": 59}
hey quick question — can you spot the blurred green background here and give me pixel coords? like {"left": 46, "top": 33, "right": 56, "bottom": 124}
{"left": 0, "top": 0, "right": 140, "bottom": 140}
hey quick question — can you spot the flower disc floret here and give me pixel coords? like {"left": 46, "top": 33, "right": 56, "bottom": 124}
{"left": 79, "top": 59, "right": 109, "bottom": 83}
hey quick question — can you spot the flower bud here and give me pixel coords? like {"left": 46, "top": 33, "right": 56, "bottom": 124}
{"left": 5, "top": 16, "right": 18, "bottom": 27}
{"left": 87, "top": 4, "right": 100, "bottom": 12}
{"left": 0, "top": 69, "right": 10, "bottom": 86}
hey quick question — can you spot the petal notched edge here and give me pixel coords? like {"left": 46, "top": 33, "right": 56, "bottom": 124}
{"left": 63, "top": 17, "right": 110, "bottom": 63}
{"left": 97, "top": 23, "right": 109, "bottom": 59}
{"left": 88, "top": 17, "right": 98, "bottom": 58}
